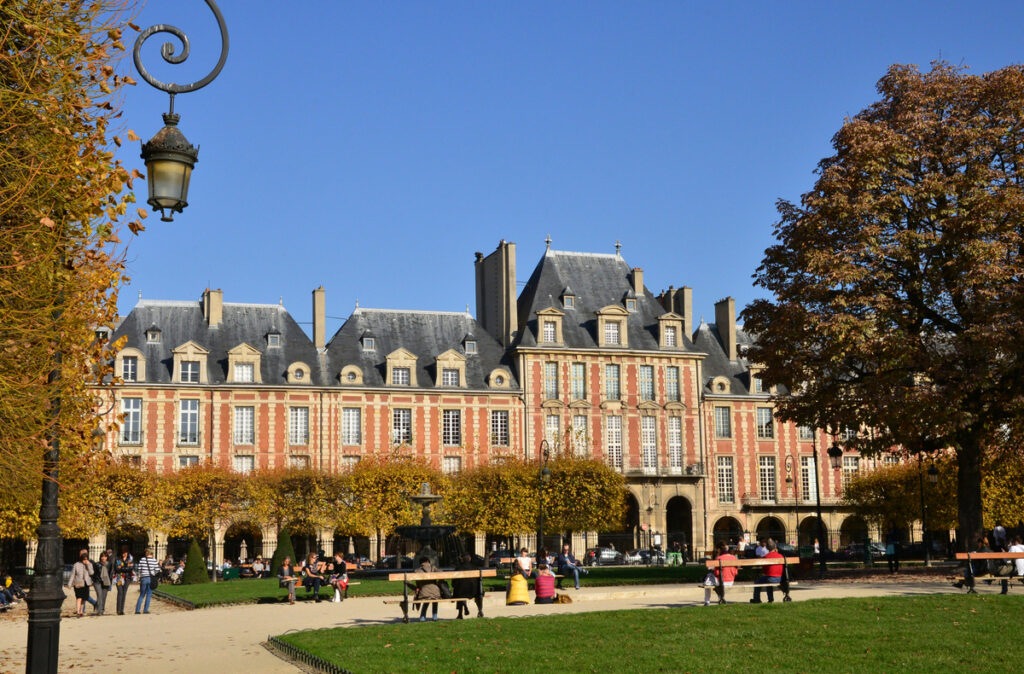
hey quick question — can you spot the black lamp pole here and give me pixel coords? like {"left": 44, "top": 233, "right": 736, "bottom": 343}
{"left": 25, "top": 5, "right": 228, "bottom": 672}
{"left": 536, "top": 440, "right": 551, "bottom": 552}
{"left": 811, "top": 434, "right": 826, "bottom": 579}
{"left": 920, "top": 458, "right": 938, "bottom": 567}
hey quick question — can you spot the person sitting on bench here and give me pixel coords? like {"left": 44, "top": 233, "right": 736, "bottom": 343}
{"left": 704, "top": 543, "right": 737, "bottom": 606}
{"left": 412, "top": 556, "right": 442, "bottom": 621}
{"left": 750, "top": 540, "right": 784, "bottom": 603}
{"left": 534, "top": 563, "right": 557, "bottom": 604}
{"left": 555, "top": 544, "right": 588, "bottom": 590}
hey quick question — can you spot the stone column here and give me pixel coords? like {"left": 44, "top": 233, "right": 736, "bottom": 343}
{"left": 474, "top": 532, "right": 486, "bottom": 557}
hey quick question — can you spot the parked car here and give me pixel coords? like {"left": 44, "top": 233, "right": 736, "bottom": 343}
{"left": 376, "top": 555, "right": 414, "bottom": 569}
{"left": 623, "top": 548, "right": 666, "bottom": 565}
{"left": 583, "top": 547, "right": 623, "bottom": 566}
{"left": 837, "top": 542, "right": 886, "bottom": 561}
{"left": 344, "top": 554, "right": 374, "bottom": 570}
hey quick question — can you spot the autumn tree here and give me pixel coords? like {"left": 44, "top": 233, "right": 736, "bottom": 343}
{"left": 60, "top": 458, "right": 161, "bottom": 539}
{"left": 162, "top": 465, "right": 241, "bottom": 580}
{"left": 345, "top": 453, "right": 442, "bottom": 560}
{"left": 742, "top": 62, "right": 1024, "bottom": 550}
{"left": 0, "top": 1, "right": 143, "bottom": 506}
{"left": 246, "top": 468, "right": 340, "bottom": 553}
{"left": 444, "top": 459, "right": 537, "bottom": 543}
{"left": 843, "top": 456, "right": 959, "bottom": 533}
{"left": 544, "top": 455, "right": 628, "bottom": 535}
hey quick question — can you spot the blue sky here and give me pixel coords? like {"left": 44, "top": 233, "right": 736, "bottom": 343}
{"left": 117, "top": 1, "right": 1024, "bottom": 337}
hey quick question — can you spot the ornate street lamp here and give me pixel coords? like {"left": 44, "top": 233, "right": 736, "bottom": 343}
{"left": 919, "top": 459, "right": 939, "bottom": 566}
{"left": 536, "top": 440, "right": 551, "bottom": 552}
{"left": 25, "top": 4, "right": 228, "bottom": 673}
{"left": 134, "top": 0, "right": 229, "bottom": 221}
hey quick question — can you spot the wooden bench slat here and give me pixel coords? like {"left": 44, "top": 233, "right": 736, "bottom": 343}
{"left": 954, "top": 552, "right": 1024, "bottom": 560}
{"left": 383, "top": 598, "right": 464, "bottom": 605}
{"left": 387, "top": 569, "right": 498, "bottom": 582}
{"left": 704, "top": 557, "right": 800, "bottom": 568}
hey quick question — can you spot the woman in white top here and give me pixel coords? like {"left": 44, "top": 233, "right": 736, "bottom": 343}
{"left": 516, "top": 548, "right": 533, "bottom": 578}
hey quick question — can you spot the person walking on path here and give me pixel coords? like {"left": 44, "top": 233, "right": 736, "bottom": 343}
{"left": 68, "top": 550, "right": 93, "bottom": 617}
{"left": 277, "top": 557, "right": 298, "bottom": 604}
{"left": 135, "top": 548, "right": 160, "bottom": 614}
{"left": 93, "top": 552, "right": 112, "bottom": 615}
{"left": 113, "top": 548, "right": 134, "bottom": 615}
{"left": 885, "top": 524, "right": 902, "bottom": 573}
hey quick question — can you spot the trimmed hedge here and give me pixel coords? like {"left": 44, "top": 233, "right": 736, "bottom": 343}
{"left": 269, "top": 528, "right": 296, "bottom": 576}
{"left": 181, "top": 538, "right": 210, "bottom": 584}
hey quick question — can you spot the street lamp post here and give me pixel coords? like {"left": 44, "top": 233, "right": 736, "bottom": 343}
{"left": 25, "top": 4, "right": 228, "bottom": 672}
{"left": 536, "top": 440, "right": 551, "bottom": 552}
{"left": 919, "top": 457, "right": 939, "bottom": 567}
{"left": 811, "top": 433, "right": 844, "bottom": 579}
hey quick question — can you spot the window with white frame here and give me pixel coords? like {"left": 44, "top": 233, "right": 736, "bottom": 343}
{"left": 605, "top": 416, "right": 623, "bottom": 469}
{"left": 393, "top": 409, "right": 412, "bottom": 445}
{"left": 267, "top": 333, "right": 281, "bottom": 347}
{"left": 121, "top": 398, "right": 142, "bottom": 444}
{"left": 626, "top": 299, "right": 636, "bottom": 311}
{"left": 490, "top": 410, "right": 509, "bottom": 446}
{"left": 798, "top": 425, "right": 814, "bottom": 441}
{"left": 666, "top": 366, "right": 679, "bottom": 402}
{"left": 841, "top": 426, "right": 858, "bottom": 441}
{"left": 714, "top": 406, "right": 731, "bottom": 438}
{"left": 842, "top": 456, "right": 860, "bottom": 490}
{"left": 604, "top": 320, "right": 621, "bottom": 345}
{"left": 341, "top": 455, "right": 360, "bottom": 470}
{"left": 668, "top": 417, "right": 682, "bottom": 470}
{"left": 545, "top": 414, "right": 560, "bottom": 447}
{"left": 233, "top": 455, "right": 255, "bottom": 474}
{"left": 605, "top": 364, "right": 620, "bottom": 400}
{"left": 571, "top": 362, "right": 586, "bottom": 400}
{"left": 801, "top": 456, "right": 817, "bottom": 501}
{"left": 883, "top": 454, "right": 899, "bottom": 466}
{"left": 443, "top": 456, "right": 462, "bottom": 475}
{"left": 641, "top": 416, "right": 657, "bottom": 471}
{"left": 759, "top": 456, "right": 777, "bottom": 501}
{"left": 288, "top": 455, "right": 309, "bottom": 469}
{"left": 564, "top": 295, "right": 575, "bottom": 308}
{"left": 465, "top": 340, "right": 477, "bottom": 354}
{"left": 234, "top": 406, "right": 254, "bottom": 445}
{"left": 756, "top": 407, "right": 774, "bottom": 439}
{"left": 178, "top": 399, "right": 199, "bottom": 445}
{"left": 639, "top": 365, "right": 654, "bottom": 401}
{"left": 289, "top": 407, "right": 309, "bottom": 445}
{"left": 664, "top": 325, "right": 677, "bottom": 347}
{"left": 122, "top": 356, "right": 138, "bottom": 382}
{"left": 752, "top": 375, "right": 764, "bottom": 393}
{"left": 442, "top": 368, "right": 460, "bottom": 387}
{"left": 362, "top": 337, "right": 375, "bottom": 351}
{"left": 341, "top": 408, "right": 361, "bottom": 445}
{"left": 442, "top": 409, "right": 461, "bottom": 446}
{"left": 542, "top": 320, "right": 557, "bottom": 343}
{"left": 178, "top": 455, "right": 199, "bottom": 468}
{"left": 234, "top": 362, "right": 254, "bottom": 383}
{"left": 572, "top": 415, "right": 588, "bottom": 455}
{"left": 181, "top": 360, "right": 200, "bottom": 383}
{"left": 392, "top": 367, "right": 411, "bottom": 386}
{"left": 717, "top": 456, "right": 735, "bottom": 503}
{"left": 544, "top": 362, "right": 559, "bottom": 400}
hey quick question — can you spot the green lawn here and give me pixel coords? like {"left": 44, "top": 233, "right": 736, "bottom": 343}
{"left": 158, "top": 565, "right": 713, "bottom": 608}
{"left": 275, "top": 595, "right": 1024, "bottom": 673}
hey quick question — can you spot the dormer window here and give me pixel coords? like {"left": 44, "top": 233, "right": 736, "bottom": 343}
{"left": 226, "top": 343, "right": 262, "bottom": 384}
{"left": 95, "top": 329, "right": 109, "bottom": 342}
{"left": 267, "top": 333, "right": 281, "bottom": 347}
{"left": 392, "top": 367, "right": 410, "bottom": 385}
{"left": 536, "top": 307, "right": 565, "bottom": 346}
{"left": 564, "top": 295, "right": 575, "bottom": 308}
{"left": 543, "top": 321, "right": 557, "bottom": 343}
{"left": 435, "top": 349, "right": 467, "bottom": 389}
{"left": 595, "top": 305, "right": 630, "bottom": 348}
{"left": 625, "top": 299, "right": 636, "bottom": 312}
{"left": 665, "top": 326, "right": 677, "bottom": 347}
{"left": 181, "top": 361, "right": 200, "bottom": 383}
{"left": 442, "top": 368, "right": 460, "bottom": 386}
{"left": 465, "top": 340, "right": 477, "bottom": 354}
{"left": 604, "top": 321, "right": 621, "bottom": 345}
{"left": 362, "top": 337, "right": 375, "bottom": 352}
{"left": 286, "top": 361, "right": 311, "bottom": 384}
{"left": 386, "top": 349, "right": 419, "bottom": 387}
{"left": 172, "top": 341, "right": 210, "bottom": 384}
{"left": 146, "top": 328, "right": 161, "bottom": 343}
{"left": 234, "top": 363, "right": 254, "bottom": 383}
{"left": 657, "top": 312, "right": 684, "bottom": 349}
{"left": 294, "top": 368, "right": 305, "bottom": 380}
{"left": 752, "top": 375, "right": 764, "bottom": 393}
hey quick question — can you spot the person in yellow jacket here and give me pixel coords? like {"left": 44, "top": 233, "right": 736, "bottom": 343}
{"left": 506, "top": 559, "right": 530, "bottom": 605}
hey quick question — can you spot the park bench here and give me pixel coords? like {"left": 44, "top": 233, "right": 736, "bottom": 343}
{"left": 383, "top": 569, "right": 497, "bottom": 623}
{"left": 951, "top": 552, "right": 1024, "bottom": 594}
{"left": 702, "top": 556, "right": 800, "bottom": 604}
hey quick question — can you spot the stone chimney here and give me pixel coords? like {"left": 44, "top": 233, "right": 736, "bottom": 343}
{"left": 677, "top": 286, "right": 693, "bottom": 340}
{"left": 312, "top": 286, "right": 326, "bottom": 350}
{"left": 714, "top": 297, "right": 737, "bottom": 361}
{"left": 203, "top": 288, "right": 222, "bottom": 327}
{"left": 475, "top": 240, "right": 518, "bottom": 347}
{"left": 632, "top": 268, "right": 644, "bottom": 296}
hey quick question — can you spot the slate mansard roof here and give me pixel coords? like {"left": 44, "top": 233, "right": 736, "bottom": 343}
{"left": 113, "top": 299, "right": 325, "bottom": 386}
{"left": 693, "top": 321, "right": 786, "bottom": 396}
{"left": 325, "top": 308, "right": 517, "bottom": 390}
{"left": 515, "top": 250, "right": 699, "bottom": 352}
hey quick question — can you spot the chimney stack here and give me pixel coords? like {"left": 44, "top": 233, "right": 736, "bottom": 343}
{"left": 632, "top": 268, "right": 644, "bottom": 296}
{"left": 475, "top": 240, "right": 518, "bottom": 347}
{"left": 313, "top": 286, "right": 326, "bottom": 350}
{"left": 203, "top": 288, "right": 223, "bottom": 327}
{"left": 714, "top": 297, "right": 737, "bottom": 361}
{"left": 677, "top": 286, "right": 693, "bottom": 341}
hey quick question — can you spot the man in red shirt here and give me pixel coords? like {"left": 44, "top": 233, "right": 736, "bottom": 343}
{"left": 751, "top": 540, "right": 784, "bottom": 603}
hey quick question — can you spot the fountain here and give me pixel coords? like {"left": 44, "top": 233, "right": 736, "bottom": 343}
{"left": 393, "top": 482, "right": 465, "bottom": 569}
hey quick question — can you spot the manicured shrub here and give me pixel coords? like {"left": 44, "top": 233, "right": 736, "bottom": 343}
{"left": 269, "top": 528, "right": 296, "bottom": 575}
{"left": 181, "top": 538, "right": 210, "bottom": 584}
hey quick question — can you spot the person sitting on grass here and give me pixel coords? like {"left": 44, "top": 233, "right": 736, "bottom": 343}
{"left": 555, "top": 544, "right": 588, "bottom": 590}
{"left": 534, "top": 563, "right": 556, "bottom": 604}
{"left": 277, "top": 556, "right": 298, "bottom": 605}
{"left": 750, "top": 540, "right": 784, "bottom": 603}
{"left": 703, "top": 543, "right": 738, "bottom": 605}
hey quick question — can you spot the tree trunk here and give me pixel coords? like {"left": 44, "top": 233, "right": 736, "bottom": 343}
{"left": 956, "top": 439, "right": 985, "bottom": 552}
